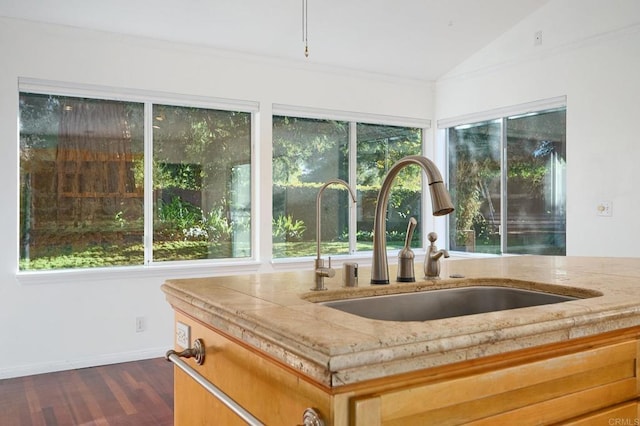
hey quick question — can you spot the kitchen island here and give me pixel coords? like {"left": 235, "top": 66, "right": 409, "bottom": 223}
{"left": 162, "top": 256, "right": 640, "bottom": 425}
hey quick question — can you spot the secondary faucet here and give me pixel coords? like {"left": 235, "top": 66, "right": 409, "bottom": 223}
{"left": 312, "top": 179, "right": 357, "bottom": 291}
{"left": 371, "top": 155, "right": 454, "bottom": 284}
{"left": 425, "top": 232, "right": 449, "bottom": 279}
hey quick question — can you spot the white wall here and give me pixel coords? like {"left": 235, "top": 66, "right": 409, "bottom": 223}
{"left": 435, "top": 0, "right": 640, "bottom": 257}
{"left": 0, "top": 17, "right": 433, "bottom": 378}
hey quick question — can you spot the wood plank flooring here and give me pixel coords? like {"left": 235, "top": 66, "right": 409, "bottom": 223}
{"left": 0, "top": 358, "right": 174, "bottom": 426}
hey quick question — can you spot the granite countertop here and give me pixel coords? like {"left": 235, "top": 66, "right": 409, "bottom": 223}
{"left": 162, "top": 256, "right": 640, "bottom": 387}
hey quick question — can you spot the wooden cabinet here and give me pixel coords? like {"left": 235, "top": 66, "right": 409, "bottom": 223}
{"left": 351, "top": 338, "right": 640, "bottom": 425}
{"left": 172, "top": 311, "right": 640, "bottom": 425}
{"left": 172, "top": 311, "right": 334, "bottom": 425}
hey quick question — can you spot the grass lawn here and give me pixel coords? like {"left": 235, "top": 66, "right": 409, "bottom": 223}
{"left": 20, "top": 239, "right": 409, "bottom": 270}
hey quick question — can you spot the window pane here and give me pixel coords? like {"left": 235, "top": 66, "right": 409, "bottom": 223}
{"left": 272, "top": 117, "right": 349, "bottom": 258}
{"left": 357, "top": 124, "right": 422, "bottom": 250}
{"left": 153, "top": 105, "right": 251, "bottom": 261}
{"left": 447, "top": 120, "right": 502, "bottom": 254}
{"left": 19, "top": 93, "right": 144, "bottom": 270}
{"left": 505, "top": 109, "right": 566, "bottom": 255}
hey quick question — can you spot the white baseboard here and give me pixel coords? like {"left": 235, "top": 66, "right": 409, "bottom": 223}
{"left": 0, "top": 347, "right": 168, "bottom": 380}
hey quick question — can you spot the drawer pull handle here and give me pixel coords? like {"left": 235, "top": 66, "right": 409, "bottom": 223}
{"left": 166, "top": 338, "right": 206, "bottom": 365}
{"left": 300, "top": 407, "right": 325, "bottom": 426}
{"left": 166, "top": 339, "right": 264, "bottom": 426}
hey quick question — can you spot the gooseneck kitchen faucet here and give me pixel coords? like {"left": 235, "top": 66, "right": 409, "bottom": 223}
{"left": 370, "top": 155, "right": 454, "bottom": 285}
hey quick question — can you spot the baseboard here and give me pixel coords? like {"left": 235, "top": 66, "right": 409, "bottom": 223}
{"left": 0, "top": 347, "right": 168, "bottom": 380}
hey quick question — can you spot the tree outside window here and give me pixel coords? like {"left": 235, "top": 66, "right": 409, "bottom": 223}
{"left": 272, "top": 116, "right": 423, "bottom": 258}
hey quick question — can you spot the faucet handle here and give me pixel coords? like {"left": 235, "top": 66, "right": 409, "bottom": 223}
{"left": 397, "top": 218, "right": 417, "bottom": 283}
{"left": 326, "top": 257, "right": 335, "bottom": 278}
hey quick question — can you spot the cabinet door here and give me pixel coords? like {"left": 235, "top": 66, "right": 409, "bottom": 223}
{"left": 351, "top": 339, "right": 640, "bottom": 425}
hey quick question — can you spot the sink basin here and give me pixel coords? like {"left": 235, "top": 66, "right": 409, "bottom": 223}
{"left": 319, "top": 286, "right": 580, "bottom": 322}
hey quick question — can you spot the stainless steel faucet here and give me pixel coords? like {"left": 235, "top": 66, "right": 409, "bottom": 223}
{"left": 312, "top": 179, "right": 357, "bottom": 291}
{"left": 425, "top": 232, "right": 449, "bottom": 279}
{"left": 370, "top": 155, "right": 454, "bottom": 285}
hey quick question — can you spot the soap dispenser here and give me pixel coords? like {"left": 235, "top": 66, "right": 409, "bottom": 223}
{"left": 424, "top": 232, "right": 449, "bottom": 279}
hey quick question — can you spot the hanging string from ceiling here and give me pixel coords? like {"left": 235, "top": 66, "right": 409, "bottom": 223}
{"left": 302, "top": 0, "right": 309, "bottom": 57}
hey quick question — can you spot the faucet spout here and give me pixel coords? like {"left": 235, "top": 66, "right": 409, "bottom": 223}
{"left": 430, "top": 249, "right": 449, "bottom": 261}
{"left": 371, "top": 155, "right": 454, "bottom": 284}
{"left": 313, "top": 179, "right": 357, "bottom": 291}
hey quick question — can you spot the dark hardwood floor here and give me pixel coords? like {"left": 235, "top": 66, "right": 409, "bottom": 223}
{"left": 0, "top": 358, "right": 174, "bottom": 426}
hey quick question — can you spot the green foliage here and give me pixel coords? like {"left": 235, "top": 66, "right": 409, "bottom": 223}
{"left": 202, "top": 207, "right": 233, "bottom": 242}
{"left": 157, "top": 197, "right": 202, "bottom": 235}
{"left": 153, "top": 105, "right": 251, "bottom": 193}
{"left": 155, "top": 163, "right": 203, "bottom": 190}
{"left": 272, "top": 116, "right": 349, "bottom": 185}
{"left": 453, "top": 160, "right": 485, "bottom": 232}
{"left": 19, "top": 243, "right": 145, "bottom": 270}
{"left": 156, "top": 197, "right": 237, "bottom": 244}
{"left": 272, "top": 240, "right": 374, "bottom": 258}
{"left": 152, "top": 240, "right": 209, "bottom": 261}
{"left": 508, "top": 161, "right": 548, "bottom": 192}
{"left": 448, "top": 123, "right": 501, "bottom": 250}
{"left": 355, "top": 229, "right": 374, "bottom": 241}
{"left": 356, "top": 124, "right": 422, "bottom": 188}
{"left": 388, "top": 188, "right": 421, "bottom": 220}
{"left": 272, "top": 214, "right": 306, "bottom": 242}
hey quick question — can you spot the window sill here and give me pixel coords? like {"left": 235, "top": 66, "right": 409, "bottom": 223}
{"left": 15, "top": 252, "right": 513, "bottom": 285}
{"left": 15, "top": 260, "right": 262, "bottom": 285}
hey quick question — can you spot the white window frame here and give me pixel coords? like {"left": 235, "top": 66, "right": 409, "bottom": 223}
{"left": 16, "top": 79, "right": 260, "bottom": 284}
{"left": 271, "top": 104, "right": 432, "bottom": 267}
{"left": 437, "top": 96, "right": 567, "bottom": 256}
{"left": 15, "top": 81, "right": 432, "bottom": 284}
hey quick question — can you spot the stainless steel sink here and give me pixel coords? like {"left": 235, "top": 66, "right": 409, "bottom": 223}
{"left": 319, "top": 286, "right": 579, "bottom": 321}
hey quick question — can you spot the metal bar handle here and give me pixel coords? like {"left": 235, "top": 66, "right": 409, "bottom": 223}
{"left": 166, "top": 340, "right": 265, "bottom": 426}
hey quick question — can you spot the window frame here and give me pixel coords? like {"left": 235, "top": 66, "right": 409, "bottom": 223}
{"left": 438, "top": 96, "right": 567, "bottom": 256}
{"left": 15, "top": 81, "right": 432, "bottom": 284}
{"left": 16, "top": 78, "right": 259, "bottom": 283}
{"left": 271, "top": 104, "right": 432, "bottom": 263}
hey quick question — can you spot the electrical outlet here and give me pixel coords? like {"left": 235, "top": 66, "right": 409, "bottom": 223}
{"left": 534, "top": 30, "right": 543, "bottom": 46}
{"left": 596, "top": 201, "right": 612, "bottom": 217}
{"left": 135, "top": 316, "right": 146, "bottom": 333}
{"left": 176, "top": 321, "right": 190, "bottom": 349}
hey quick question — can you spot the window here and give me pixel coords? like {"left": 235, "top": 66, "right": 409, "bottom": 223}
{"left": 19, "top": 90, "right": 253, "bottom": 270}
{"left": 356, "top": 123, "right": 424, "bottom": 250}
{"left": 446, "top": 106, "right": 566, "bottom": 255}
{"left": 152, "top": 104, "right": 251, "bottom": 262}
{"left": 272, "top": 115, "right": 424, "bottom": 259}
{"left": 272, "top": 117, "right": 350, "bottom": 258}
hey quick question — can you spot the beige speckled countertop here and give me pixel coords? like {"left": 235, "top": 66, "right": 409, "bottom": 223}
{"left": 162, "top": 256, "right": 640, "bottom": 387}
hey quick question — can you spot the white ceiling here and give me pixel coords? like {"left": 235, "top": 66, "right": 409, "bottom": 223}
{"left": 0, "top": 0, "right": 550, "bottom": 81}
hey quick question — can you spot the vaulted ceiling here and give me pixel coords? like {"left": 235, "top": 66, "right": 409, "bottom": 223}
{"left": 0, "top": 0, "right": 550, "bottom": 80}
